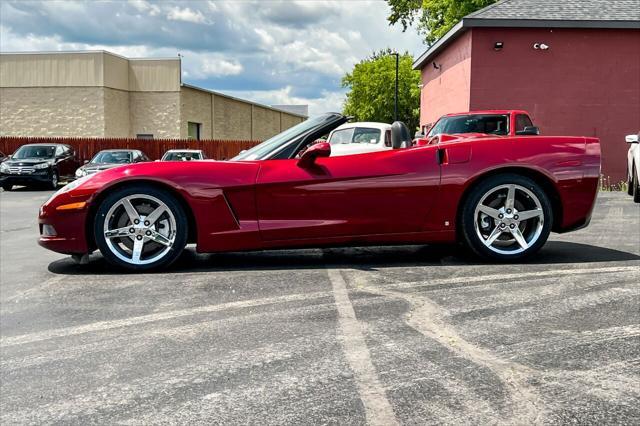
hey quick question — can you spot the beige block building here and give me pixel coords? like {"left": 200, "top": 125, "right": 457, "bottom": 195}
{"left": 0, "top": 51, "right": 306, "bottom": 140}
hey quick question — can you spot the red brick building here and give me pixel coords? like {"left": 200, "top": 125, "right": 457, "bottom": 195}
{"left": 413, "top": 0, "right": 640, "bottom": 181}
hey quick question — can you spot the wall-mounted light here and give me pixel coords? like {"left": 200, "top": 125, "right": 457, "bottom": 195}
{"left": 494, "top": 42, "right": 504, "bottom": 51}
{"left": 533, "top": 43, "right": 550, "bottom": 50}
{"left": 432, "top": 61, "right": 441, "bottom": 70}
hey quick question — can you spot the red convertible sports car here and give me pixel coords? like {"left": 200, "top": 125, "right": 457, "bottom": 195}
{"left": 38, "top": 112, "right": 600, "bottom": 271}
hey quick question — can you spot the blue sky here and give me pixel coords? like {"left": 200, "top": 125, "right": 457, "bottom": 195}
{"left": 0, "top": 0, "right": 426, "bottom": 115}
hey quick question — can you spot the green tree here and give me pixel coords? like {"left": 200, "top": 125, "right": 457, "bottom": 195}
{"left": 342, "top": 50, "right": 421, "bottom": 132}
{"left": 387, "top": 0, "right": 497, "bottom": 45}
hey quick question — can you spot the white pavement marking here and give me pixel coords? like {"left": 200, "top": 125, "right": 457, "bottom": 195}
{"left": 380, "top": 265, "right": 639, "bottom": 290}
{"left": 2, "top": 265, "right": 635, "bottom": 348}
{"left": 327, "top": 269, "right": 399, "bottom": 426}
{"left": 4, "top": 275, "right": 65, "bottom": 302}
{"left": 0, "top": 291, "right": 329, "bottom": 348}
{"left": 350, "top": 269, "right": 547, "bottom": 425}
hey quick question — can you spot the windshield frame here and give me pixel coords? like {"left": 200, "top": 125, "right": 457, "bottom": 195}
{"left": 12, "top": 145, "right": 56, "bottom": 160}
{"left": 231, "top": 113, "right": 347, "bottom": 161}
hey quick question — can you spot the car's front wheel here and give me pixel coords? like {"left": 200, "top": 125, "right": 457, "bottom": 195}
{"left": 2, "top": 184, "right": 12, "bottom": 191}
{"left": 93, "top": 184, "right": 188, "bottom": 271}
{"left": 460, "top": 174, "right": 553, "bottom": 261}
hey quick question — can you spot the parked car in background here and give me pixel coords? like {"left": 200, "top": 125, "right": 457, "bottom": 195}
{"left": 626, "top": 133, "right": 640, "bottom": 203}
{"left": 0, "top": 151, "right": 7, "bottom": 163}
{"left": 426, "top": 110, "right": 540, "bottom": 138}
{"left": 76, "top": 149, "right": 150, "bottom": 178}
{"left": 327, "top": 122, "right": 391, "bottom": 156}
{"left": 38, "top": 112, "right": 601, "bottom": 271}
{"left": 160, "top": 150, "right": 207, "bottom": 161}
{"left": 1, "top": 143, "right": 78, "bottom": 191}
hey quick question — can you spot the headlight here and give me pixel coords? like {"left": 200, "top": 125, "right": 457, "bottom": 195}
{"left": 0, "top": 162, "right": 8, "bottom": 172}
{"left": 75, "top": 168, "right": 87, "bottom": 178}
{"left": 34, "top": 162, "right": 50, "bottom": 169}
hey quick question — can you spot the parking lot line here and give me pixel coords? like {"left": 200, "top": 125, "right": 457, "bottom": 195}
{"left": 0, "top": 290, "right": 330, "bottom": 348}
{"left": 327, "top": 269, "right": 399, "bottom": 426}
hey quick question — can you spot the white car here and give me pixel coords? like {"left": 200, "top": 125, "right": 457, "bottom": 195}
{"left": 627, "top": 133, "right": 640, "bottom": 202}
{"left": 327, "top": 122, "right": 391, "bottom": 156}
{"left": 160, "top": 149, "right": 207, "bottom": 161}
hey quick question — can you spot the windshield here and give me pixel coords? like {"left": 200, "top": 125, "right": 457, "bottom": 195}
{"left": 428, "top": 114, "right": 509, "bottom": 137}
{"left": 330, "top": 127, "right": 382, "bottom": 145}
{"left": 91, "top": 151, "right": 132, "bottom": 164}
{"left": 162, "top": 152, "right": 202, "bottom": 161}
{"left": 12, "top": 145, "right": 55, "bottom": 159}
{"left": 232, "top": 113, "right": 342, "bottom": 161}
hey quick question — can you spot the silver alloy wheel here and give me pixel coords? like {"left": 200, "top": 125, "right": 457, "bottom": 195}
{"left": 473, "top": 184, "right": 544, "bottom": 255}
{"left": 103, "top": 194, "right": 177, "bottom": 265}
{"left": 51, "top": 173, "right": 58, "bottom": 188}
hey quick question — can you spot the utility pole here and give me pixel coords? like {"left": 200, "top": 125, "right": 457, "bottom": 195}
{"left": 392, "top": 52, "right": 399, "bottom": 122}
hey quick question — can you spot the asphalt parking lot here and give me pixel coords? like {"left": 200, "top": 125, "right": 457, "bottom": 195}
{"left": 1, "top": 189, "right": 639, "bottom": 425}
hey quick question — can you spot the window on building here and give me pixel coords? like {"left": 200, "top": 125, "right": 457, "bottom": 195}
{"left": 137, "top": 134, "right": 154, "bottom": 140}
{"left": 188, "top": 122, "right": 202, "bottom": 140}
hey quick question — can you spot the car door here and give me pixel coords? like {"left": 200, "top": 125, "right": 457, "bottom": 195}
{"left": 255, "top": 146, "right": 441, "bottom": 241}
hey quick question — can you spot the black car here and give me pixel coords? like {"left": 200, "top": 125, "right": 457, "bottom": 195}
{"left": 0, "top": 144, "right": 79, "bottom": 191}
{"left": 75, "top": 149, "right": 150, "bottom": 178}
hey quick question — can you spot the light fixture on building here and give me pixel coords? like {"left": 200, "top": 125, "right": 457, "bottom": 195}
{"left": 494, "top": 42, "right": 504, "bottom": 51}
{"left": 533, "top": 43, "right": 550, "bottom": 50}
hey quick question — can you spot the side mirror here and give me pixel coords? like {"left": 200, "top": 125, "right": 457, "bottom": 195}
{"left": 625, "top": 134, "right": 639, "bottom": 144}
{"left": 516, "top": 126, "right": 540, "bottom": 136}
{"left": 298, "top": 142, "right": 331, "bottom": 167}
{"left": 83, "top": 160, "right": 89, "bottom": 164}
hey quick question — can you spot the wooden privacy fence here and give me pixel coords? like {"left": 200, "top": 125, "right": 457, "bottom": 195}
{"left": 0, "top": 137, "right": 262, "bottom": 162}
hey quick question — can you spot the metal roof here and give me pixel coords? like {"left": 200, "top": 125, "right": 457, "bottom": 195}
{"left": 413, "top": 0, "right": 640, "bottom": 69}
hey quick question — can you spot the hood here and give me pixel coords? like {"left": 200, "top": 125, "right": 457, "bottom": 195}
{"left": 73, "top": 159, "right": 261, "bottom": 197}
{"left": 5, "top": 158, "right": 53, "bottom": 166}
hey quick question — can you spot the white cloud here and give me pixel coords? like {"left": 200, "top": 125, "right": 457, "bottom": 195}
{"left": 201, "top": 58, "right": 243, "bottom": 77}
{"left": 128, "top": 0, "right": 160, "bottom": 16}
{"left": 166, "top": 7, "right": 207, "bottom": 24}
{"left": 224, "top": 86, "right": 347, "bottom": 117}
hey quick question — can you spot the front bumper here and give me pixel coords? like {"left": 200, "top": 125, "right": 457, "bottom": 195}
{"left": 38, "top": 194, "right": 91, "bottom": 255}
{"left": 1, "top": 171, "right": 52, "bottom": 186}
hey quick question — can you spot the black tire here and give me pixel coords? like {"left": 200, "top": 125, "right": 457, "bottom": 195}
{"left": 93, "top": 184, "right": 188, "bottom": 271}
{"left": 627, "top": 166, "right": 634, "bottom": 196}
{"left": 1, "top": 184, "right": 12, "bottom": 191}
{"left": 460, "top": 173, "right": 553, "bottom": 261}
{"left": 633, "top": 166, "right": 640, "bottom": 203}
{"left": 50, "top": 170, "right": 59, "bottom": 190}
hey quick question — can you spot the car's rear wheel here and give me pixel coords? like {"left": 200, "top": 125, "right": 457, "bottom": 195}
{"left": 2, "top": 184, "right": 12, "bottom": 191}
{"left": 93, "top": 185, "right": 188, "bottom": 271}
{"left": 460, "top": 174, "right": 552, "bottom": 261}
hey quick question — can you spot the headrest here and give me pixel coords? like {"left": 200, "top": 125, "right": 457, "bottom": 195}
{"left": 391, "top": 121, "right": 412, "bottom": 149}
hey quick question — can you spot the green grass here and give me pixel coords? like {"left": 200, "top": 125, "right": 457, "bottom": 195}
{"left": 599, "top": 175, "right": 628, "bottom": 192}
